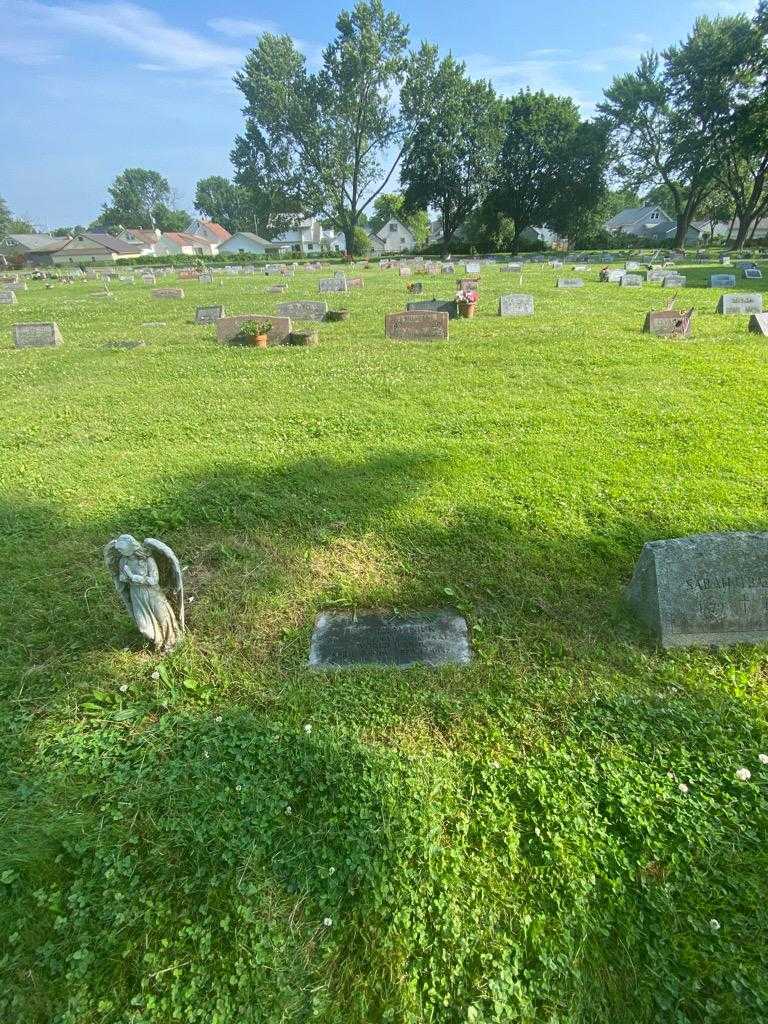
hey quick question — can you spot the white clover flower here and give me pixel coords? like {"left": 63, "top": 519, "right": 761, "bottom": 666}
{"left": 285, "top": 805, "right": 292, "bottom": 815}
{"left": 678, "top": 783, "right": 689, "bottom": 795}
{"left": 214, "top": 715, "right": 223, "bottom": 723}
{"left": 303, "top": 723, "right": 312, "bottom": 735}
{"left": 709, "top": 919, "right": 721, "bottom": 932}
{"left": 151, "top": 670, "right": 160, "bottom": 680}
{"left": 323, "top": 917, "right": 333, "bottom": 927}
{"left": 119, "top": 684, "right": 128, "bottom": 693}
{"left": 735, "top": 768, "right": 752, "bottom": 782}
{"left": 235, "top": 784, "right": 242, "bottom": 792}
{"left": 203, "top": 750, "right": 210, "bottom": 759}
{"left": 759, "top": 754, "right": 768, "bottom": 765}
{"left": 491, "top": 760, "right": 500, "bottom": 769}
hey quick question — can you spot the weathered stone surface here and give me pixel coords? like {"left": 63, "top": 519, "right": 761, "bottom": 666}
{"left": 0, "top": 290, "right": 18, "bottom": 304}
{"left": 717, "top": 293, "right": 763, "bottom": 315}
{"left": 743, "top": 268, "right": 763, "bottom": 280}
{"left": 643, "top": 310, "right": 692, "bottom": 337}
{"left": 319, "top": 277, "right": 347, "bottom": 292}
{"left": 347, "top": 276, "right": 364, "bottom": 288}
{"left": 626, "top": 532, "right": 768, "bottom": 648}
{"left": 601, "top": 269, "right": 625, "bottom": 283}
{"left": 499, "top": 293, "right": 534, "bottom": 316}
{"left": 406, "top": 299, "right": 458, "bottom": 319}
{"left": 152, "top": 288, "right": 184, "bottom": 300}
{"left": 458, "top": 278, "right": 479, "bottom": 291}
{"left": 556, "top": 278, "right": 584, "bottom": 288}
{"left": 195, "top": 305, "right": 225, "bottom": 324}
{"left": 103, "top": 340, "right": 146, "bottom": 350}
{"left": 309, "top": 609, "right": 472, "bottom": 668}
{"left": 710, "top": 274, "right": 736, "bottom": 288}
{"left": 441, "top": 265, "right": 455, "bottom": 274}
{"left": 12, "top": 322, "right": 62, "bottom": 348}
{"left": 501, "top": 262, "right": 523, "bottom": 272}
{"left": 6, "top": 281, "right": 27, "bottom": 292}
{"left": 748, "top": 313, "right": 768, "bottom": 335}
{"left": 626, "top": 261, "right": 640, "bottom": 271}
{"left": 647, "top": 270, "right": 667, "bottom": 283}
{"left": 277, "top": 300, "right": 328, "bottom": 322}
{"left": 385, "top": 311, "right": 449, "bottom": 340}
{"left": 199, "top": 272, "right": 213, "bottom": 284}
{"left": 215, "top": 314, "right": 292, "bottom": 344}
{"left": 465, "top": 261, "right": 481, "bottom": 274}
{"left": 621, "top": 273, "right": 643, "bottom": 287}
{"left": 663, "top": 274, "right": 687, "bottom": 287}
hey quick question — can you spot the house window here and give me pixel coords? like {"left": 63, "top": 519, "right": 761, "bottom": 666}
{"left": 401, "top": 237, "right": 406, "bottom": 244}
{"left": 389, "top": 223, "right": 397, "bottom": 232}
{"left": 307, "top": 243, "right": 314, "bottom": 251}
{"left": 650, "top": 212, "right": 659, "bottom": 220}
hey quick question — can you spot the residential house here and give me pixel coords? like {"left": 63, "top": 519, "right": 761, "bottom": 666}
{"left": 1, "top": 234, "right": 66, "bottom": 265}
{"left": 693, "top": 218, "right": 768, "bottom": 242}
{"left": 605, "top": 206, "right": 701, "bottom": 244}
{"left": 154, "top": 232, "right": 219, "bottom": 256}
{"left": 217, "top": 232, "right": 271, "bottom": 255}
{"left": 272, "top": 217, "right": 344, "bottom": 254}
{"left": 185, "top": 218, "right": 232, "bottom": 246}
{"left": 51, "top": 232, "right": 144, "bottom": 265}
{"left": 520, "top": 225, "right": 563, "bottom": 248}
{"left": 366, "top": 218, "right": 416, "bottom": 254}
{"left": 117, "top": 228, "right": 162, "bottom": 254}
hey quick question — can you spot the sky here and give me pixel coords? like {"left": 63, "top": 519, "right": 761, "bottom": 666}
{"left": 0, "top": 0, "right": 759, "bottom": 229}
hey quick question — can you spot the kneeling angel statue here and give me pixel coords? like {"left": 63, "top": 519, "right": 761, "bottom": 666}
{"left": 105, "top": 534, "right": 185, "bottom": 653}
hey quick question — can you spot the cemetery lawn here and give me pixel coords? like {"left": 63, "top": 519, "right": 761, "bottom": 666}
{"left": 2, "top": 261, "right": 768, "bottom": 1024}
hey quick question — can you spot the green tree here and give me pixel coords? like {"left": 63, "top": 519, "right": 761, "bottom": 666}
{"left": 483, "top": 91, "right": 608, "bottom": 252}
{"left": 232, "top": 0, "right": 409, "bottom": 252}
{"left": 400, "top": 45, "right": 502, "bottom": 247}
{"left": 51, "top": 226, "right": 86, "bottom": 237}
{"left": 350, "top": 226, "right": 371, "bottom": 256}
{"left": 97, "top": 168, "right": 186, "bottom": 230}
{"left": 194, "top": 176, "right": 257, "bottom": 235}
{"left": 368, "top": 193, "right": 428, "bottom": 245}
{"left": 0, "top": 195, "right": 35, "bottom": 236}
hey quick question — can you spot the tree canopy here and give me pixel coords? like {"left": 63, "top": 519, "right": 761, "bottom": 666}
{"left": 94, "top": 168, "right": 188, "bottom": 232}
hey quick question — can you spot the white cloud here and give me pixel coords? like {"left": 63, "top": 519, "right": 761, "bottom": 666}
{"left": 208, "top": 17, "right": 278, "bottom": 38}
{"left": 691, "top": 0, "right": 757, "bottom": 13}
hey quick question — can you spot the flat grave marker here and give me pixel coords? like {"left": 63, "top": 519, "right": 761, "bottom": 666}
{"left": 12, "top": 322, "right": 62, "bottom": 348}
{"left": 499, "top": 293, "right": 534, "bottom": 317}
{"left": 152, "top": 288, "right": 185, "bottom": 300}
{"left": 309, "top": 609, "right": 471, "bottom": 668}
{"left": 103, "top": 340, "right": 146, "bottom": 350}
{"left": 627, "top": 532, "right": 768, "bottom": 648}
{"left": 385, "top": 311, "right": 449, "bottom": 340}
{"left": 744, "top": 268, "right": 763, "bottom": 280}
{"left": 465, "top": 261, "right": 481, "bottom": 274}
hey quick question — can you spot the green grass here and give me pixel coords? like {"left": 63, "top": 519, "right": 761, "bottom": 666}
{"left": 1, "top": 259, "right": 768, "bottom": 1023}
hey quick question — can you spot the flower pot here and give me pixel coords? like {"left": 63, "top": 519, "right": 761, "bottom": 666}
{"left": 458, "top": 300, "right": 477, "bottom": 319}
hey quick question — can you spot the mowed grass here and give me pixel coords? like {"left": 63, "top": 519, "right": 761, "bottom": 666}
{"left": 1, "top": 259, "right": 768, "bottom": 1023}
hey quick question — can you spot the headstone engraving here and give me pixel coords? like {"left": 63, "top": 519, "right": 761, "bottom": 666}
{"left": 602, "top": 269, "right": 625, "bottom": 283}
{"left": 621, "top": 273, "right": 643, "bottom": 287}
{"left": 465, "top": 261, "right": 481, "bottom": 274}
{"left": 626, "top": 532, "right": 768, "bottom": 648}
{"left": 152, "top": 288, "right": 184, "bottom": 300}
{"left": 309, "top": 609, "right": 471, "bottom": 668}
{"left": 0, "top": 290, "right": 18, "bottom": 304}
{"left": 195, "top": 305, "right": 225, "bottom": 324}
{"left": 744, "top": 268, "right": 763, "bottom": 280}
{"left": 12, "top": 322, "right": 62, "bottom": 348}
{"left": 215, "top": 314, "right": 292, "bottom": 344}
{"left": 643, "top": 310, "right": 693, "bottom": 337}
{"left": 557, "top": 278, "right": 584, "bottom": 288}
{"left": 499, "top": 293, "right": 534, "bottom": 316}
{"left": 663, "top": 274, "right": 687, "bottom": 287}
{"left": 406, "top": 299, "right": 458, "bottom": 319}
{"left": 385, "top": 311, "right": 449, "bottom": 340}
{"left": 717, "top": 293, "right": 763, "bottom": 315}
{"left": 710, "top": 274, "right": 736, "bottom": 288}
{"left": 277, "top": 301, "right": 328, "bottom": 321}
{"left": 319, "top": 277, "right": 348, "bottom": 292}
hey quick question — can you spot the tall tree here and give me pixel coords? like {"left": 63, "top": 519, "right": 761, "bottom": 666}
{"left": 599, "top": 53, "right": 715, "bottom": 248}
{"left": 194, "top": 175, "right": 260, "bottom": 235}
{"left": 482, "top": 91, "right": 608, "bottom": 252}
{"left": 97, "top": 168, "right": 185, "bottom": 230}
{"left": 0, "top": 195, "right": 35, "bottom": 236}
{"left": 232, "top": 0, "right": 409, "bottom": 252}
{"left": 368, "top": 193, "right": 429, "bottom": 244}
{"left": 665, "top": 15, "right": 767, "bottom": 249}
{"left": 400, "top": 45, "right": 502, "bottom": 247}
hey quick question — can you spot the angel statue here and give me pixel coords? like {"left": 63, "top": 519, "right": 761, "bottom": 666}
{"left": 104, "top": 535, "right": 185, "bottom": 653}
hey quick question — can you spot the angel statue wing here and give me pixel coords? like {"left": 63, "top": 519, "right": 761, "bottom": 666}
{"left": 104, "top": 538, "right": 134, "bottom": 617}
{"left": 144, "top": 538, "right": 185, "bottom": 632}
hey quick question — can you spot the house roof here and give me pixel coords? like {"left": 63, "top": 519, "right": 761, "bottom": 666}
{"left": 161, "top": 232, "right": 214, "bottom": 247}
{"left": 59, "top": 233, "right": 143, "bottom": 254}
{"left": 4, "top": 233, "right": 59, "bottom": 251}
{"left": 121, "top": 229, "right": 160, "bottom": 244}
{"left": 196, "top": 220, "right": 231, "bottom": 241}
{"left": 367, "top": 218, "right": 416, "bottom": 243}
{"left": 605, "top": 206, "right": 670, "bottom": 230}
{"left": 225, "top": 231, "right": 271, "bottom": 246}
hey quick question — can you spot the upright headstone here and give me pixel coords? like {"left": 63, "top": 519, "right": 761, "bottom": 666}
{"left": 710, "top": 274, "right": 736, "bottom": 288}
{"left": 499, "top": 294, "right": 534, "bottom": 317}
{"left": 621, "top": 274, "right": 643, "bottom": 287}
{"left": 152, "top": 288, "right": 185, "bottom": 300}
{"left": 406, "top": 299, "right": 458, "bottom": 319}
{"left": 215, "top": 314, "right": 292, "bottom": 344}
{"left": 717, "top": 293, "right": 763, "bottom": 315}
{"left": 626, "top": 532, "right": 768, "bottom": 648}
{"left": 195, "top": 305, "right": 225, "bottom": 324}
{"left": 441, "top": 265, "right": 455, "bottom": 274}
{"left": 744, "top": 268, "right": 763, "bottom": 280}
{"left": 0, "top": 290, "right": 18, "bottom": 304}
{"left": 643, "top": 311, "right": 692, "bottom": 337}
{"left": 277, "top": 301, "right": 328, "bottom": 322}
{"left": 748, "top": 313, "right": 768, "bottom": 335}
{"left": 199, "top": 272, "right": 213, "bottom": 284}
{"left": 602, "top": 269, "right": 625, "bottom": 283}
{"left": 385, "top": 311, "right": 449, "bottom": 340}
{"left": 663, "top": 274, "right": 687, "bottom": 288}
{"left": 319, "top": 277, "right": 348, "bottom": 293}
{"left": 647, "top": 270, "right": 667, "bottom": 284}
{"left": 465, "top": 261, "right": 481, "bottom": 274}
{"left": 12, "top": 322, "right": 62, "bottom": 348}
{"left": 557, "top": 278, "right": 584, "bottom": 288}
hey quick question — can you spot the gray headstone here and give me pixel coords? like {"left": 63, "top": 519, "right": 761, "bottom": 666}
{"left": 408, "top": 282, "right": 424, "bottom": 294}
{"left": 6, "top": 281, "right": 27, "bottom": 292}
{"left": 195, "top": 305, "right": 225, "bottom": 324}
{"left": 749, "top": 313, "right": 768, "bottom": 335}
{"left": 663, "top": 275, "right": 687, "bottom": 287}
{"left": 744, "top": 268, "right": 763, "bottom": 280}
{"left": 556, "top": 278, "right": 584, "bottom": 288}
{"left": 385, "top": 311, "right": 449, "bottom": 340}
{"left": 103, "top": 340, "right": 145, "bottom": 350}
{"left": 499, "top": 293, "right": 534, "bottom": 316}
{"left": 406, "top": 299, "right": 458, "bottom": 319}
{"left": 441, "top": 265, "right": 455, "bottom": 274}
{"left": 152, "top": 288, "right": 184, "bottom": 300}
{"left": 621, "top": 274, "right": 643, "bottom": 287}
{"left": 215, "top": 314, "right": 292, "bottom": 344}
{"left": 602, "top": 269, "right": 625, "bottom": 283}
{"left": 647, "top": 270, "right": 667, "bottom": 284}
{"left": 626, "top": 261, "right": 640, "bottom": 271}
{"left": 710, "top": 274, "right": 736, "bottom": 288}
{"left": 717, "top": 293, "right": 763, "bottom": 315}
{"left": 501, "top": 262, "right": 523, "bottom": 272}
{"left": 309, "top": 609, "right": 471, "bottom": 668}
{"left": 199, "top": 272, "right": 213, "bottom": 284}
{"left": 0, "top": 290, "right": 18, "bottom": 304}
{"left": 465, "top": 261, "right": 481, "bottom": 274}
{"left": 277, "top": 300, "right": 328, "bottom": 322}
{"left": 12, "top": 322, "right": 62, "bottom": 348}
{"left": 627, "top": 532, "right": 768, "bottom": 648}
{"left": 643, "top": 311, "right": 692, "bottom": 337}
{"left": 319, "top": 277, "right": 347, "bottom": 293}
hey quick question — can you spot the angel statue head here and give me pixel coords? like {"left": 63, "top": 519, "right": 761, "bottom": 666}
{"left": 104, "top": 534, "right": 185, "bottom": 654}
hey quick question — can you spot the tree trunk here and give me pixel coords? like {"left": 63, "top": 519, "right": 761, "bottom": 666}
{"left": 511, "top": 222, "right": 523, "bottom": 254}
{"left": 674, "top": 214, "right": 690, "bottom": 250}
{"left": 734, "top": 214, "right": 751, "bottom": 250}
{"left": 727, "top": 216, "right": 736, "bottom": 243}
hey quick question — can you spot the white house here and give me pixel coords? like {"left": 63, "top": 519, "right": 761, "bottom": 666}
{"left": 217, "top": 232, "right": 271, "bottom": 255}
{"left": 117, "top": 228, "right": 162, "bottom": 255}
{"left": 693, "top": 217, "right": 768, "bottom": 241}
{"left": 51, "top": 232, "right": 144, "bottom": 264}
{"left": 185, "top": 219, "right": 232, "bottom": 246}
{"left": 605, "top": 206, "right": 701, "bottom": 244}
{"left": 272, "top": 217, "right": 344, "bottom": 254}
{"left": 154, "top": 232, "right": 219, "bottom": 256}
{"left": 366, "top": 217, "right": 416, "bottom": 254}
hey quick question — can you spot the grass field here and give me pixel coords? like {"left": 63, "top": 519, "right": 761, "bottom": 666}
{"left": 2, "top": 258, "right": 768, "bottom": 1023}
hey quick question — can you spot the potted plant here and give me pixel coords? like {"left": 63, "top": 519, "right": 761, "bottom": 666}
{"left": 233, "top": 319, "right": 272, "bottom": 347}
{"left": 456, "top": 286, "right": 479, "bottom": 318}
